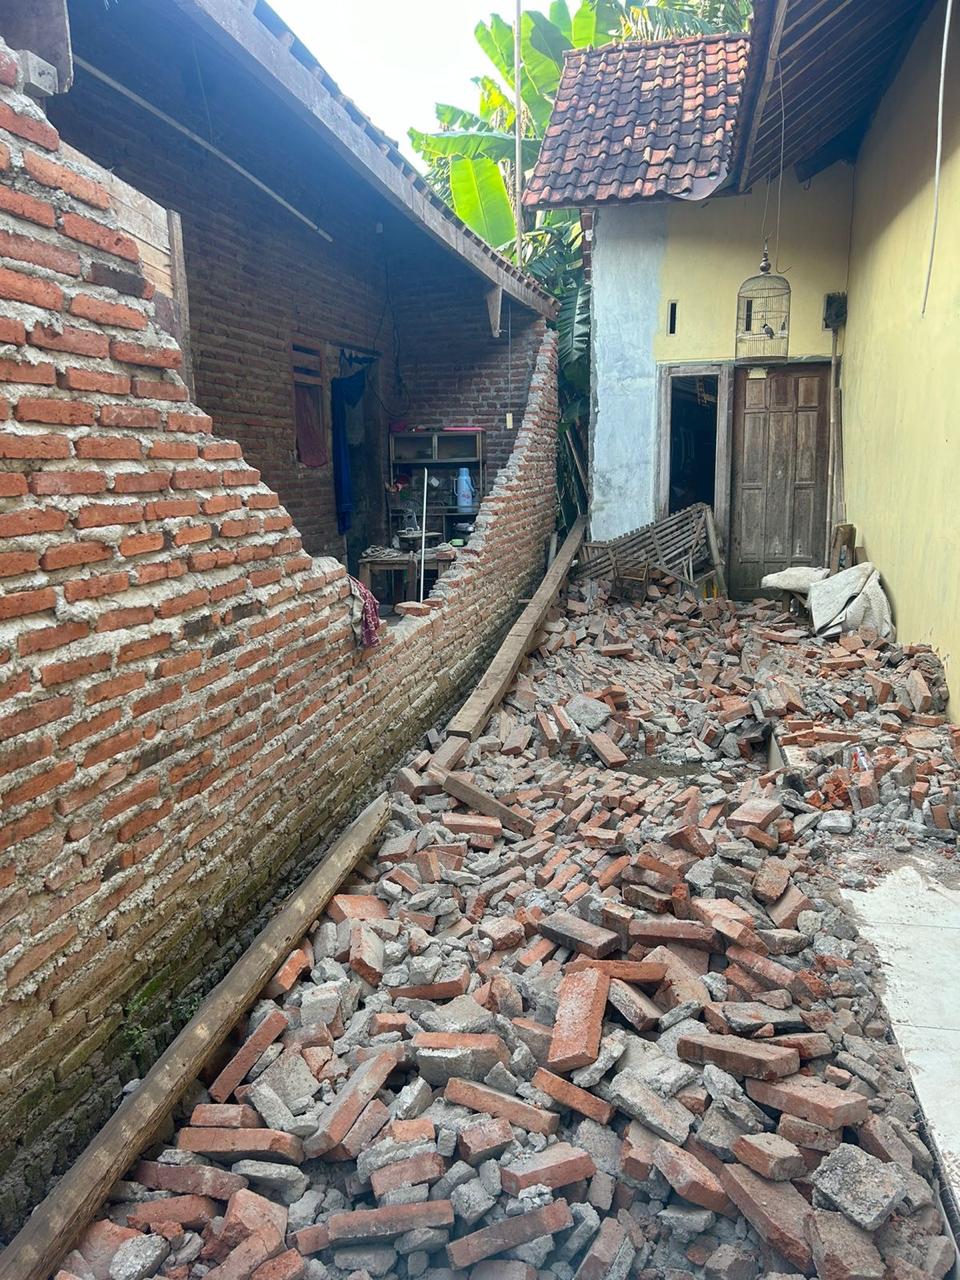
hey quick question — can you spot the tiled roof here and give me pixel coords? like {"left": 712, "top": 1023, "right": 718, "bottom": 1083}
{"left": 525, "top": 35, "right": 749, "bottom": 208}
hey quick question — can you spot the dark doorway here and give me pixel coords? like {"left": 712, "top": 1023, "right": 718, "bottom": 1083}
{"left": 669, "top": 376, "right": 718, "bottom": 514}
{"left": 331, "top": 357, "right": 384, "bottom": 575}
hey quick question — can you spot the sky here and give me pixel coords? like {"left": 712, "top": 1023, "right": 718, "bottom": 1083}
{"left": 268, "top": 0, "right": 555, "bottom": 165}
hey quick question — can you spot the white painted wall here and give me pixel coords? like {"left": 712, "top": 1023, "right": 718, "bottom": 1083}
{"left": 589, "top": 203, "right": 667, "bottom": 540}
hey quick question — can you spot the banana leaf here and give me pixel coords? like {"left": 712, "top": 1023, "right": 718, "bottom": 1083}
{"left": 449, "top": 156, "right": 517, "bottom": 252}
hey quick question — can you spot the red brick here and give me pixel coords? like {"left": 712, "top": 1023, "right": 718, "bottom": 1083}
{"left": 0, "top": 357, "right": 55, "bottom": 383}
{"left": 746, "top": 1075, "right": 869, "bottom": 1128}
{"left": 29, "top": 323, "right": 109, "bottom": 358}
{"left": 0, "top": 472, "right": 28, "bottom": 497}
{"left": 133, "top": 376, "right": 188, "bottom": 401}
{"left": 652, "top": 1140, "right": 731, "bottom": 1213}
{"left": 501, "top": 1142, "right": 596, "bottom": 1194}
{"left": 0, "top": 101, "right": 59, "bottom": 150}
{"left": 23, "top": 150, "right": 112, "bottom": 209}
{"left": 58, "top": 367, "right": 131, "bottom": 396}
{"left": 532, "top": 1067, "right": 616, "bottom": 1124}
{"left": 327, "top": 1200, "right": 455, "bottom": 1245}
{"left": 0, "top": 549, "right": 39, "bottom": 576}
{"left": 126, "top": 1194, "right": 217, "bottom": 1229}
{"left": 0, "top": 430, "right": 70, "bottom": 458}
{"left": 60, "top": 211, "right": 139, "bottom": 262}
{"left": 0, "top": 227, "right": 80, "bottom": 276}
{"left": 209, "top": 1008, "right": 288, "bottom": 1102}
{"left": 18, "top": 620, "right": 89, "bottom": 656}
{"left": 15, "top": 397, "right": 95, "bottom": 426}
{"left": 327, "top": 893, "right": 389, "bottom": 923}
{"left": 3, "top": 921, "right": 76, "bottom": 984}
{"left": 369, "top": 1150, "right": 447, "bottom": 1197}
{"left": 0, "top": 315, "right": 25, "bottom": 344}
{"left": 82, "top": 725, "right": 142, "bottom": 767}
{"left": 75, "top": 501, "right": 144, "bottom": 528}
{"left": 731, "top": 1132, "right": 807, "bottom": 1181}
{"left": 303, "top": 1048, "right": 401, "bottom": 1157}
{"left": 69, "top": 292, "right": 148, "bottom": 330}
{"left": 676, "top": 1032, "right": 800, "bottom": 1081}
{"left": 251, "top": 1252, "right": 304, "bottom": 1280}
{"left": 457, "top": 1115, "right": 515, "bottom": 1164}
{"left": 0, "top": 586, "right": 55, "bottom": 620}
{"left": 0, "top": 185, "right": 56, "bottom": 227}
{"left": 29, "top": 470, "right": 107, "bottom": 495}
{"left": 75, "top": 435, "right": 142, "bottom": 460}
{"left": 110, "top": 338, "right": 182, "bottom": 368}
{"left": 443, "top": 1078, "right": 559, "bottom": 1135}
{"left": 0, "top": 264, "right": 63, "bottom": 309}
{"left": 134, "top": 1160, "right": 248, "bottom": 1200}
{"left": 548, "top": 966, "right": 608, "bottom": 1072}
{"left": 721, "top": 1163, "right": 814, "bottom": 1272}
{"left": 41, "top": 540, "right": 111, "bottom": 570}
{"left": 86, "top": 670, "right": 146, "bottom": 703}
{"left": 177, "top": 1126, "right": 303, "bottom": 1164}
{"left": 40, "top": 651, "right": 112, "bottom": 687}
{"left": 2, "top": 759, "right": 76, "bottom": 810}
{"left": 190, "top": 1102, "right": 263, "bottom": 1129}
{"left": 446, "top": 1198, "right": 572, "bottom": 1269}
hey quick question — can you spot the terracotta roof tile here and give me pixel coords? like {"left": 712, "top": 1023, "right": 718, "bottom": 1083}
{"left": 525, "top": 34, "right": 749, "bottom": 208}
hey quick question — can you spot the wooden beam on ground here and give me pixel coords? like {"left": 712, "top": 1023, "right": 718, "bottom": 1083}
{"left": 433, "top": 768, "right": 536, "bottom": 838}
{"left": 446, "top": 517, "right": 586, "bottom": 742}
{"left": 0, "top": 794, "right": 390, "bottom": 1280}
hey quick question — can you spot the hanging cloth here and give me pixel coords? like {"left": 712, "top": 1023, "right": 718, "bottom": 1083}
{"left": 294, "top": 383, "right": 327, "bottom": 467}
{"left": 331, "top": 367, "right": 367, "bottom": 535}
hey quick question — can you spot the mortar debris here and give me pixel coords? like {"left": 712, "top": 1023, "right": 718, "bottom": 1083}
{"left": 63, "top": 575, "right": 959, "bottom": 1280}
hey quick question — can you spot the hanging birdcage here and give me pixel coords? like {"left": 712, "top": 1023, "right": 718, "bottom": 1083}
{"left": 736, "top": 246, "right": 790, "bottom": 360}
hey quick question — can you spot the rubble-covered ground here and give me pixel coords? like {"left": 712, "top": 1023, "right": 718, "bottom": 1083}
{"left": 59, "top": 577, "right": 960, "bottom": 1280}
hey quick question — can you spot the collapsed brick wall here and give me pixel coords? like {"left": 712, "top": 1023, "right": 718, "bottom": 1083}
{"left": 0, "top": 44, "right": 558, "bottom": 1237}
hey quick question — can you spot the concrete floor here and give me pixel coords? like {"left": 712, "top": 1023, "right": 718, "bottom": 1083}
{"left": 843, "top": 864, "right": 960, "bottom": 1211}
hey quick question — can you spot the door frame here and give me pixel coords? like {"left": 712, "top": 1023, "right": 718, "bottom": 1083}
{"left": 656, "top": 362, "right": 734, "bottom": 551}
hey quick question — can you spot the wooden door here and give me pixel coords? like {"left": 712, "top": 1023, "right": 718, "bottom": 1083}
{"left": 729, "top": 365, "right": 829, "bottom": 598}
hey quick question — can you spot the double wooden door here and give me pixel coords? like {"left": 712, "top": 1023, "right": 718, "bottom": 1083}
{"left": 729, "top": 365, "right": 830, "bottom": 598}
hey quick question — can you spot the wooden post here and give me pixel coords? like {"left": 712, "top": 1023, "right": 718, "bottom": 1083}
{"left": 447, "top": 517, "right": 586, "bottom": 740}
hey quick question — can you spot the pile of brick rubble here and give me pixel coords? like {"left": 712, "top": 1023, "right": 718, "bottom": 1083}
{"left": 56, "top": 576, "right": 959, "bottom": 1280}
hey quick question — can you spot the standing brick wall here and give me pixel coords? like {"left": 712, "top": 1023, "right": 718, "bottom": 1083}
{"left": 0, "top": 43, "right": 558, "bottom": 1237}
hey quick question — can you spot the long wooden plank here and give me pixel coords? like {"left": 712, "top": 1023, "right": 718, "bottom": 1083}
{"left": 0, "top": 794, "right": 390, "bottom": 1280}
{"left": 447, "top": 517, "right": 586, "bottom": 741}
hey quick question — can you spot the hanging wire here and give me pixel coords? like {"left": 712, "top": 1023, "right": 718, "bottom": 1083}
{"left": 921, "top": 0, "right": 954, "bottom": 317}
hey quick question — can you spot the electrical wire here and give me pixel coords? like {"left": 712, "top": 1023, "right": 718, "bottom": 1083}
{"left": 921, "top": 0, "right": 954, "bottom": 317}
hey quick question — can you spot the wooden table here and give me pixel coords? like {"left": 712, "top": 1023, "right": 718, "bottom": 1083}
{"left": 358, "top": 549, "right": 450, "bottom": 603}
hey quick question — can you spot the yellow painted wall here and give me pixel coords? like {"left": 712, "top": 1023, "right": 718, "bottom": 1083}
{"left": 844, "top": 1, "right": 960, "bottom": 705}
{"left": 653, "top": 165, "right": 853, "bottom": 363}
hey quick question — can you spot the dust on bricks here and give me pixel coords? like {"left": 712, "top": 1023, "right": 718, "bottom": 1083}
{"left": 73, "top": 574, "right": 957, "bottom": 1280}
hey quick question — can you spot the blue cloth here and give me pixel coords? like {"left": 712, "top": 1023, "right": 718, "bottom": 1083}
{"left": 331, "top": 369, "right": 367, "bottom": 535}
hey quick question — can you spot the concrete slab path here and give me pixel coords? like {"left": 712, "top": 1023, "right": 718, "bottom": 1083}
{"left": 844, "top": 864, "right": 960, "bottom": 1204}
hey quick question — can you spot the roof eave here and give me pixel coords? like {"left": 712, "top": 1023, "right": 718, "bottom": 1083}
{"left": 167, "top": 0, "right": 558, "bottom": 319}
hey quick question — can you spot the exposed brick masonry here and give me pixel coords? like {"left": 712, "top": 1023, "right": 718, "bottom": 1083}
{"left": 0, "top": 42, "right": 558, "bottom": 1236}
